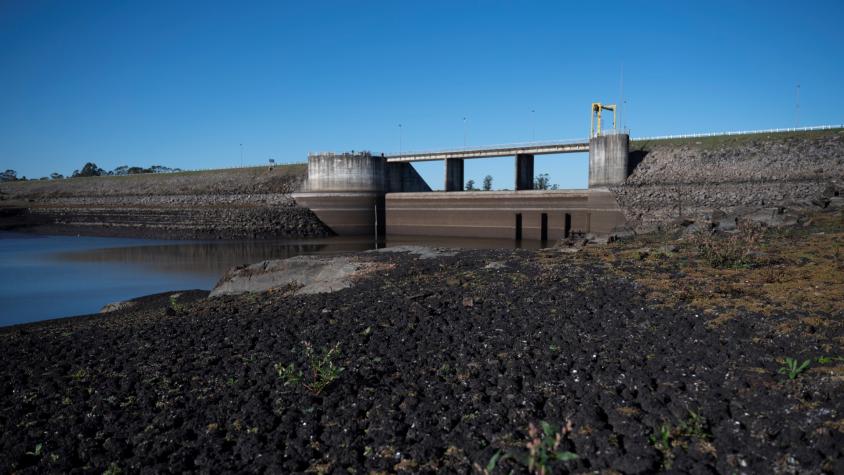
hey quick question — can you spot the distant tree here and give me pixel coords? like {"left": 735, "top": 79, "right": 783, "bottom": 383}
{"left": 72, "top": 162, "right": 104, "bottom": 178}
{"left": 50, "top": 172, "right": 64, "bottom": 180}
{"left": 482, "top": 175, "right": 493, "bottom": 191}
{"left": 534, "top": 173, "right": 559, "bottom": 190}
{"left": 111, "top": 166, "right": 129, "bottom": 176}
{"left": 127, "top": 166, "right": 147, "bottom": 174}
{"left": 39, "top": 176, "right": 49, "bottom": 180}
{"left": 0, "top": 170, "right": 17, "bottom": 182}
{"left": 465, "top": 179, "right": 477, "bottom": 191}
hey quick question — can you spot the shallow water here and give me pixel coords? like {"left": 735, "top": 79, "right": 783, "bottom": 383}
{"left": 0, "top": 232, "right": 543, "bottom": 327}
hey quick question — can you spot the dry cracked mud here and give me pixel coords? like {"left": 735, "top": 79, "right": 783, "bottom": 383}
{"left": 1, "top": 212, "right": 842, "bottom": 474}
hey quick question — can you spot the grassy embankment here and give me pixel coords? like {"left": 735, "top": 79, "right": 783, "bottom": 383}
{"left": 0, "top": 163, "right": 307, "bottom": 199}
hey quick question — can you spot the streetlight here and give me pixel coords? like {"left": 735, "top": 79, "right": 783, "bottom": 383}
{"left": 398, "top": 124, "right": 402, "bottom": 156}
{"left": 531, "top": 109, "right": 535, "bottom": 141}
{"left": 463, "top": 117, "right": 467, "bottom": 147}
{"left": 623, "top": 100, "right": 628, "bottom": 131}
{"left": 240, "top": 143, "right": 243, "bottom": 167}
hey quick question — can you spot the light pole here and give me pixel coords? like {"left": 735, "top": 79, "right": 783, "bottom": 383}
{"left": 531, "top": 109, "right": 535, "bottom": 141}
{"left": 796, "top": 83, "right": 800, "bottom": 128}
{"left": 623, "top": 100, "right": 628, "bottom": 131}
{"left": 463, "top": 117, "right": 467, "bottom": 147}
{"left": 239, "top": 143, "right": 243, "bottom": 167}
{"left": 398, "top": 124, "right": 402, "bottom": 156}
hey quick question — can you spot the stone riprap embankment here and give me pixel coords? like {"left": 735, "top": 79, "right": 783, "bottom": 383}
{"left": 0, "top": 165, "right": 331, "bottom": 239}
{"left": 612, "top": 130, "right": 844, "bottom": 232}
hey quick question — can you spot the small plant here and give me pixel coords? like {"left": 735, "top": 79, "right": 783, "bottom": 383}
{"left": 649, "top": 423, "right": 673, "bottom": 466}
{"left": 778, "top": 357, "right": 811, "bottom": 379}
{"left": 103, "top": 462, "right": 123, "bottom": 475}
{"left": 677, "top": 410, "right": 709, "bottom": 440}
{"left": 525, "top": 422, "right": 578, "bottom": 474}
{"left": 169, "top": 294, "right": 184, "bottom": 313}
{"left": 816, "top": 355, "right": 844, "bottom": 364}
{"left": 274, "top": 362, "right": 302, "bottom": 386}
{"left": 275, "top": 342, "right": 344, "bottom": 395}
{"left": 71, "top": 368, "right": 88, "bottom": 381}
{"left": 690, "top": 223, "right": 761, "bottom": 268}
{"left": 26, "top": 443, "right": 43, "bottom": 457}
{"left": 477, "top": 421, "right": 577, "bottom": 475}
{"left": 649, "top": 411, "right": 711, "bottom": 469}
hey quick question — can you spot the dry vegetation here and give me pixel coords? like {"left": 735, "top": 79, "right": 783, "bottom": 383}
{"left": 575, "top": 209, "right": 844, "bottom": 334}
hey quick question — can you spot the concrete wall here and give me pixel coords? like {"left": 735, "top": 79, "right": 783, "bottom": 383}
{"left": 589, "top": 133, "right": 629, "bottom": 188}
{"left": 295, "top": 153, "right": 431, "bottom": 235}
{"left": 385, "top": 162, "right": 431, "bottom": 193}
{"left": 292, "top": 192, "right": 384, "bottom": 236}
{"left": 306, "top": 153, "right": 386, "bottom": 192}
{"left": 386, "top": 189, "right": 625, "bottom": 240}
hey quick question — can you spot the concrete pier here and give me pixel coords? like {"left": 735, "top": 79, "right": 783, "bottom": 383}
{"left": 588, "top": 133, "right": 629, "bottom": 187}
{"left": 444, "top": 158, "right": 464, "bottom": 191}
{"left": 293, "top": 152, "right": 431, "bottom": 235}
{"left": 515, "top": 154, "right": 534, "bottom": 190}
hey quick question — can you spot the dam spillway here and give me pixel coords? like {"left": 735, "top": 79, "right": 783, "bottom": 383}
{"left": 293, "top": 134, "right": 631, "bottom": 240}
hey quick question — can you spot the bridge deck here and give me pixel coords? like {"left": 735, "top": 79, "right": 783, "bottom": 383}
{"left": 384, "top": 140, "right": 589, "bottom": 162}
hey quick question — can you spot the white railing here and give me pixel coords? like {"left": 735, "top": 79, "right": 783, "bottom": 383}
{"left": 633, "top": 124, "right": 843, "bottom": 142}
{"left": 385, "top": 137, "right": 588, "bottom": 157}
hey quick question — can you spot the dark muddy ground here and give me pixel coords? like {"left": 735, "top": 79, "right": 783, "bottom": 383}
{"left": 1, "top": 216, "right": 843, "bottom": 474}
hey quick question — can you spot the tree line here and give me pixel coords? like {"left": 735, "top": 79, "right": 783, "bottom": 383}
{"left": 0, "top": 162, "right": 181, "bottom": 182}
{"left": 464, "top": 173, "right": 558, "bottom": 191}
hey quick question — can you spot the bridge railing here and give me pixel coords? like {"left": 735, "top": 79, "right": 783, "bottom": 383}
{"left": 633, "top": 124, "right": 843, "bottom": 142}
{"left": 384, "top": 137, "right": 590, "bottom": 158}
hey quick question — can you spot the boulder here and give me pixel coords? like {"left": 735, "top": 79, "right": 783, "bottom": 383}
{"left": 210, "top": 255, "right": 391, "bottom": 297}
{"left": 828, "top": 196, "right": 844, "bottom": 209}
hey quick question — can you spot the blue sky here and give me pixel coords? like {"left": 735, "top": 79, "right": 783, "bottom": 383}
{"left": 1, "top": 1, "right": 842, "bottom": 189}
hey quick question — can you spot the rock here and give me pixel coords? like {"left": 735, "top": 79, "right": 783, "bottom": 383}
{"left": 716, "top": 215, "right": 738, "bottom": 232}
{"left": 373, "top": 245, "right": 457, "bottom": 259}
{"left": 99, "top": 300, "right": 137, "bottom": 313}
{"left": 658, "top": 244, "right": 678, "bottom": 254}
{"left": 741, "top": 207, "right": 800, "bottom": 228}
{"left": 210, "top": 255, "right": 392, "bottom": 297}
{"left": 484, "top": 261, "right": 506, "bottom": 269}
{"left": 828, "top": 196, "right": 844, "bottom": 209}
{"left": 608, "top": 225, "right": 635, "bottom": 242}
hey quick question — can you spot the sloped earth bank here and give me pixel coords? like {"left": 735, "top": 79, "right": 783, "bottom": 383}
{"left": 1, "top": 240, "right": 842, "bottom": 473}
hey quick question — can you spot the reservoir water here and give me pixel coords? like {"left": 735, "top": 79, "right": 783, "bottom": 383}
{"left": 0, "top": 232, "right": 543, "bottom": 327}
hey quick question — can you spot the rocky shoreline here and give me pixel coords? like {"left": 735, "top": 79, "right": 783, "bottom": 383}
{"left": 615, "top": 130, "right": 844, "bottom": 232}
{"left": 0, "top": 165, "right": 332, "bottom": 240}
{"left": 1, "top": 208, "right": 842, "bottom": 473}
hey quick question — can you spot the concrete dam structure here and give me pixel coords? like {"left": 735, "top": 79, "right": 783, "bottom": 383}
{"left": 293, "top": 133, "right": 630, "bottom": 240}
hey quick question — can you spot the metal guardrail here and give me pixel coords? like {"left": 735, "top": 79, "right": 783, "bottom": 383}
{"left": 384, "top": 137, "right": 588, "bottom": 158}
{"left": 633, "top": 124, "right": 844, "bottom": 142}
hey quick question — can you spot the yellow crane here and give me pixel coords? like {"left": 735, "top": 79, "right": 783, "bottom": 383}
{"left": 590, "top": 102, "right": 617, "bottom": 137}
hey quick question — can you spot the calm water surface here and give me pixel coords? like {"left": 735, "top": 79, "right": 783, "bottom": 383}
{"left": 0, "top": 232, "right": 542, "bottom": 327}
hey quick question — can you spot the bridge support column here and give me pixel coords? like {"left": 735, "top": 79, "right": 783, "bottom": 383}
{"left": 444, "top": 158, "right": 464, "bottom": 191}
{"left": 515, "top": 154, "right": 534, "bottom": 190}
{"left": 588, "top": 133, "right": 629, "bottom": 188}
